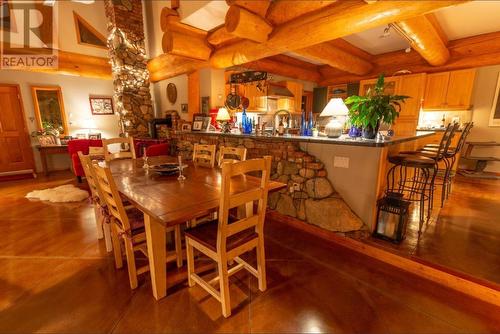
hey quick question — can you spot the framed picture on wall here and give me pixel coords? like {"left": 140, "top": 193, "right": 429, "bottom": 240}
{"left": 489, "top": 73, "right": 500, "bottom": 127}
{"left": 88, "top": 133, "right": 102, "bottom": 140}
{"left": 181, "top": 103, "right": 188, "bottom": 113}
{"left": 90, "top": 96, "right": 114, "bottom": 115}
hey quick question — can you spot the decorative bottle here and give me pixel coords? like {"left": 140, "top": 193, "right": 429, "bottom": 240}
{"left": 307, "top": 112, "right": 313, "bottom": 136}
{"left": 300, "top": 112, "right": 306, "bottom": 136}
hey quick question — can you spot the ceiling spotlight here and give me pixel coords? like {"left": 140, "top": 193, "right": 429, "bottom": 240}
{"left": 405, "top": 46, "right": 412, "bottom": 53}
{"left": 379, "top": 25, "right": 391, "bottom": 39}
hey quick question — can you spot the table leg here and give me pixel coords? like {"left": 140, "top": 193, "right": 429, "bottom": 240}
{"left": 40, "top": 149, "right": 49, "bottom": 176}
{"left": 144, "top": 213, "right": 167, "bottom": 300}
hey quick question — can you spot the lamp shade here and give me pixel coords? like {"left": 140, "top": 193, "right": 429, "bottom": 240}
{"left": 216, "top": 107, "right": 231, "bottom": 121}
{"left": 319, "top": 98, "right": 349, "bottom": 117}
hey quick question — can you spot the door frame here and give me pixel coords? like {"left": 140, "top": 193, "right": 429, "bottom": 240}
{"left": 0, "top": 83, "right": 36, "bottom": 174}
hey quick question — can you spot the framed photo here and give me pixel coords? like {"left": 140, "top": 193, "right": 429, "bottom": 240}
{"left": 88, "top": 133, "right": 102, "bottom": 140}
{"left": 192, "top": 121, "right": 203, "bottom": 131}
{"left": 90, "top": 96, "right": 114, "bottom": 115}
{"left": 75, "top": 133, "right": 87, "bottom": 139}
{"left": 181, "top": 123, "right": 192, "bottom": 132}
{"left": 37, "top": 135, "right": 56, "bottom": 146}
{"left": 489, "top": 73, "right": 500, "bottom": 127}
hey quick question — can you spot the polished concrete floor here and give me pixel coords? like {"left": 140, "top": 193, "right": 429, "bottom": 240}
{"left": 0, "top": 171, "right": 499, "bottom": 333}
{"left": 366, "top": 175, "right": 500, "bottom": 285}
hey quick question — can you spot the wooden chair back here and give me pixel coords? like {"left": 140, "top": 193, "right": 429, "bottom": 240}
{"left": 217, "top": 156, "right": 272, "bottom": 252}
{"left": 434, "top": 123, "right": 459, "bottom": 160}
{"left": 93, "top": 163, "right": 132, "bottom": 232}
{"left": 218, "top": 146, "right": 247, "bottom": 167}
{"left": 193, "top": 144, "right": 216, "bottom": 168}
{"left": 453, "top": 122, "right": 474, "bottom": 154}
{"left": 78, "top": 152, "right": 104, "bottom": 201}
{"left": 103, "top": 137, "right": 136, "bottom": 162}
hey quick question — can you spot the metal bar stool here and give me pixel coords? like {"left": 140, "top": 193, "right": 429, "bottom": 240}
{"left": 386, "top": 123, "right": 458, "bottom": 233}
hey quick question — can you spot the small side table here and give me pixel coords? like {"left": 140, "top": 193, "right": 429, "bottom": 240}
{"left": 36, "top": 145, "right": 69, "bottom": 176}
{"left": 460, "top": 141, "right": 500, "bottom": 179}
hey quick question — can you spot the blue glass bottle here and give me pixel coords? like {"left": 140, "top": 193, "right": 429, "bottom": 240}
{"left": 241, "top": 109, "right": 249, "bottom": 134}
{"left": 300, "top": 113, "right": 306, "bottom": 136}
{"left": 307, "top": 112, "right": 313, "bottom": 136}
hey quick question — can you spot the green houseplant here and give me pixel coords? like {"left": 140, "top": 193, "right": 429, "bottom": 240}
{"left": 345, "top": 74, "right": 409, "bottom": 139}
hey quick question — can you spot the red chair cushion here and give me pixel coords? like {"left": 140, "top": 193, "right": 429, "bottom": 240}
{"left": 146, "top": 143, "right": 169, "bottom": 157}
{"left": 134, "top": 138, "right": 169, "bottom": 157}
{"left": 67, "top": 139, "right": 103, "bottom": 177}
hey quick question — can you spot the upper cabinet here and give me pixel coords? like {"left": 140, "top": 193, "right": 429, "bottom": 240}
{"left": 244, "top": 84, "right": 267, "bottom": 112}
{"left": 359, "top": 74, "right": 426, "bottom": 135}
{"left": 422, "top": 69, "right": 476, "bottom": 110}
{"left": 284, "top": 81, "right": 303, "bottom": 114}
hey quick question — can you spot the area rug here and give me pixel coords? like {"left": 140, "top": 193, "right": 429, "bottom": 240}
{"left": 26, "top": 184, "right": 89, "bottom": 203}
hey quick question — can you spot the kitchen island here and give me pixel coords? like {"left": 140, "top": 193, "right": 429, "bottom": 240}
{"left": 171, "top": 131, "right": 435, "bottom": 233}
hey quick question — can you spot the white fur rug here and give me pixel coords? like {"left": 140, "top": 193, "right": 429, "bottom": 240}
{"left": 26, "top": 184, "right": 89, "bottom": 203}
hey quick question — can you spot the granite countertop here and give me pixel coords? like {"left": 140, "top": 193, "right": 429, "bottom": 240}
{"left": 416, "top": 126, "right": 463, "bottom": 132}
{"left": 182, "top": 131, "right": 436, "bottom": 147}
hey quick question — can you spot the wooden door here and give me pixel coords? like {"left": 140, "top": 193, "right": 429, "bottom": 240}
{"left": 446, "top": 69, "right": 476, "bottom": 109}
{"left": 0, "top": 85, "right": 35, "bottom": 173}
{"left": 423, "top": 72, "right": 449, "bottom": 109}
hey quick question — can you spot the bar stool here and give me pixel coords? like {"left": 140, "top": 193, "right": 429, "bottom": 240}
{"left": 386, "top": 123, "right": 458, "bottom": 233}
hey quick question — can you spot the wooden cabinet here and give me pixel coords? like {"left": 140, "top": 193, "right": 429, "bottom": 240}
{"left": 359, "top": 74, "right": 426, "bottom": 135}
{"left": 422, "top": 69, "right": 476, "bottom": 110}
{"left": 302, "top": 91, "right": 313, "bottom": 114}
{"left": 243, "top": 84, "right": 267, "bottom": 112}
{"left": 284, "top": 81, "right": 303, "bottom": 114}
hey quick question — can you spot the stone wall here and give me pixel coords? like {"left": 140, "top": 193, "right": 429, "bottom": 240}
{"left": 104, "top": 0, "right": 153, "bottom": 138}
{"left": 172, "top": 133, "right": 365, "bottom": 233}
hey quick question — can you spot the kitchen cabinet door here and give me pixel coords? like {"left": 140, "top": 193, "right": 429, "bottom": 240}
{"left": 359, "top": 76, "right": 399, "bottom": 96}
{"left": 397, "top": 73, "right": 426, "bottom": 119}
{"left": 446, "top": 69, "right": 476, "bottom": 109}
{"left": 423, "top": 72, "right": 449, "bottom": 109}
{"left": 285, "top": 81, "right": 303, "bottom": 114}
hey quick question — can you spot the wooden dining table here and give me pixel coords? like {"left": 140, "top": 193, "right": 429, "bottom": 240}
{"left": 109, "top": 156, "right": 286, "bottom": 300}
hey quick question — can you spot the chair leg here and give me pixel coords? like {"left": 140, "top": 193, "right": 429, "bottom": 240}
{"left": 218, "top": 257, "right": 231, "bottom": 318}
{"left": 93, "top": 204, "right": 104, "bottom": 239}
{"left": 103, "top": 223, "right": 113, "bottom": 252}
{"left": 174, "top": 225, "right": 183, "bottom": 268}
{"left": 186, "top": 238, "right": 195, "bottom": 288}
{"left": 123, "top": 237, "right": 138, "bottom": 289}
{"left": 111, "top": 224, "right": 123, "bottom": 269}
{"left": 256, "top": 236, "right": 267, "bottom": 292}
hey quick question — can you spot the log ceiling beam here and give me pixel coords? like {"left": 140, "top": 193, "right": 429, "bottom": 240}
{"left": 225, "top": 5, "right": 273, "bottom": 43}
{"left": 1, "top": 47, "right": 111, "bottom": 79}
{"left": 226, "top": 0, "right": 271, "bottom": 18}
{"left": 242, "top": 55, "right": 321, "bottom": 83}
{"left": 148, "top": 54, "right": 208, "bottom": 82}
{"left": 318, "top": 30, "right": 500, "bottom": 86}
{"left": 210, "top": 0, "right": 466, "bottom": 69}
{"left": 207, "top": 25, "right": 241, "bottom": 47}
{"left": 295, "top": 41, "right": 373, "bottom": 75}
{"left": 265, "top": 0, "right": 338, "bottom": 26}
{"left": 394, "top": 14, "right": 450, "bottom": 66}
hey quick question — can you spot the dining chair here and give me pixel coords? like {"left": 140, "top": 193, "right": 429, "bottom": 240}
{"left": 78, "top": 152, "right": 113, "bottom": 252}
{"left": 185, "top": 156, "right": 272, "bottom": 317}
{"left": 103, "top": 137, "right": 136, "bottom": 162}
{"left": 218, "top": 146, "right": 247, "bottom": 167}
{"left": 93, "top": 163, "right": 183, "bottom": 289}
{"left": 193, "top": 144, "right": 217, "bottom": 168}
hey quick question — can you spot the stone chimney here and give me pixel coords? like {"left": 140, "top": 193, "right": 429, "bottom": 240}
{"left": 104, "top": 0, "right": 153, "bottom": 138}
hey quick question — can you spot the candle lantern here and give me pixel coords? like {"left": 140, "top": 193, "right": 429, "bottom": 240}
{"left": 373, "top": 195, "right": 410, "bottom": 243}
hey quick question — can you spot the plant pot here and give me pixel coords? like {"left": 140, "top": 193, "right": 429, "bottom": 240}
{"left": 348, "top": 125, "right": 362, "bottom": 138}
{"left": 362, "top": 122, "right": 380, "bottom": 139}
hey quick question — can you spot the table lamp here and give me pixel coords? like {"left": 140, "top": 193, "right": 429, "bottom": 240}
{"left": 216, "top": 107, "right": 232, "bottom": 133}
{"left": 319, "top": 98, "right": 349, "bottom": 138}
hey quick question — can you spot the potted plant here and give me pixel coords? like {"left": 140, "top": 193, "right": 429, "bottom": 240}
{"left": 345, "top": 74, "right": 409, "bottom": 139}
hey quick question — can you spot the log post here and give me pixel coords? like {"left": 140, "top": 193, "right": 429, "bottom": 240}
{"left": 162, "top": 31, "right": 212, "bottom": 61}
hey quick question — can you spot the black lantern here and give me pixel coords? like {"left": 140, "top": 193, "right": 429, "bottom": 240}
{"left": 373, "top": 195, "right": 410, "bottom": 243}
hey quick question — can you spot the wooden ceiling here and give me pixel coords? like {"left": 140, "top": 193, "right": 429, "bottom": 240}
{"left": 149, "top": 0, "right": 499, "bottom": 84}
